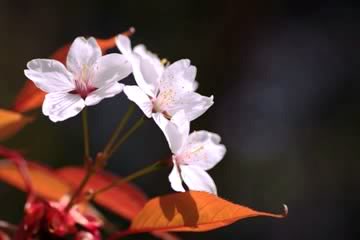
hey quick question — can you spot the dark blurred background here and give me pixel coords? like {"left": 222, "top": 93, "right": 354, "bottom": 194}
{"left": 0, "top": 0, "right": 359, "bottom": 239}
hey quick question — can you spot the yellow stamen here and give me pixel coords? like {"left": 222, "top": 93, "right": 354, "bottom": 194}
{"left": 191, "top": 145, "right": 204, "bottom": 154}
{"left": 160, "top": 58, "right": 169, "bottom": 65}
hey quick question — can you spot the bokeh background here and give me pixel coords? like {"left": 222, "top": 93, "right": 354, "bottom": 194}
{"left": 0, "top": 0, "right": 358, "bottom": 239}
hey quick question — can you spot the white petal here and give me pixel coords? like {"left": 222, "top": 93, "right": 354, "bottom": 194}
{"left": 182, "top": 130, "right": 226, "bottom": 170}
{"left": 66, "top": 37, "right": 101, "bottom": 74}
{"left": 170, "top": 110, "right": 190, "bottom": 152}
{"left": 42, "top": 92, "right": 85, "bottom": 122}
{"left": 91, "top": 53, "right": 132, "bottom": 88}
{"left": 168, "top": 159, "right": 185, "bottom": 192}
{"left": 134, "top": 44, "right": 164, "bottom": 89}
{"left": 160, "top": 59, "right": 198, "bottom": 93}
{"left": 180, "top": 165, "right": 217, "bottom": 195}
{"left": 115, "top": 34, "right": 132, "bottom": 56}
{"left": 156, "top": 111, "right": 189, "bottom": 154}
{"left": 133, "top": 44, "right": 161, "bottom": 63}
{"left": 85, "top": 82, "right": 124, "bottom": 106}
{"left": 167, "top": 92, "right": 214, "bottom": 121}
{"left": 152, "top": 112, "right": 168, "bottom": 131}
{"left": 123, "top": 85, "right": 152, "bottom": 117}
{"left": 132, "top": 52, "right": 162, "bottom": 98}
{"left": 24, "top": 59, "right": 74, "bottom": 93}
{"left": 116, "top": 36, "right": 161, "bottom": 98}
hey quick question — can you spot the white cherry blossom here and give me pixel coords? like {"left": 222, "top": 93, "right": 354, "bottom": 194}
{"left": 115, "top": 35, "right": 214, "bottom": 130}
{"left": 25, "top": 37, "right": 132, "bottom": 122}
{"left": 164, "top": 111, "right": 226, "bottom": 195}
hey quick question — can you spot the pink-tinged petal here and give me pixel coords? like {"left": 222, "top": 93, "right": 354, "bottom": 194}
{"left": 168, "top": 159, "right": 185, "bottom": 192}
{"left": 115, "top": 34, "right": 132, "bottom": 56}
{"left": 160, "top": 59, "right": 198, "bottom": 93}
{"left": 182, "top": 130, "right": 226, "bottom": 170}
{"left": 160, "top": 111, "right": 189, "bottom": 154}
{"left": 85, "top": 82, "right": 124, "bottom": 106}
{"left": 24, "top": 59, "right": 74, "bottom": 93}
{"left": 167, "top": 92, "right": 214, "bottom": 121}
{"left": 42, "top": 92, "right": 85, "bottom": 122}
{"left": 180, "top": 165, "right": 217, "bottom": 195}
{"left": 91, "top": 54, "right": 132, "bottom": 88}
{"left": 124, "top": 85, "right": 153, "bottom": 117}
{"left": 66, "top": 37, "right": 101, "bottom": 74}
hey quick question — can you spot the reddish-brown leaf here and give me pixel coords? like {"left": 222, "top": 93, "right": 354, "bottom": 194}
{"left": 110, "top": 191, "right": 287, "bottom": 238}
{"left": 0, "top": 109, "right": 33, "bottom": 141}
{"left": 56, "top": 167, "right": 179, "bottom": 240}
{"left": 0, "top": 230, "right": 10, "bottom": 240}
{"left": 0, "top": 161, "right": 71, "bottom": 200}
{"left": 12, "top": 35, "right": 121, "bottom": 113}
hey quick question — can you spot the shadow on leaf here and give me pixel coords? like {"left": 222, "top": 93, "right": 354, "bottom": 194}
{"left": 159, "top": 191, "right": 199, "bottom": 227}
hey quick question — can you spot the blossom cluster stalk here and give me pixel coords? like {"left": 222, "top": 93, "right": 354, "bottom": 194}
{"left": 85, "top": 160, "right": 165, "bottom": 202}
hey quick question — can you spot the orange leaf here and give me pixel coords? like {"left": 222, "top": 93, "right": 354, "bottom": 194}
{"left": 11, "top": 80, "right": 44, "bottom": 114}
{"left": 56, "top": 167, "right": 147, "bottom": 221}
{"left": 0, "top": 161, "right": 71, "bottom": 200}
{"left": 127, "top": 191, "right": 287, "bottom": 234}
{"left": 0, "top": 109, "right": 33, "bottom": 141}
{"left": 12, "top": 31, "right": 130, "bottom": 113}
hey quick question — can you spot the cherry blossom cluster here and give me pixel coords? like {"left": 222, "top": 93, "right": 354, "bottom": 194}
{"left": 19, "top": 196, "right": 101, "bottom": 239}
{"left": 24, "top": 33, "right": 226, "bottom": 195}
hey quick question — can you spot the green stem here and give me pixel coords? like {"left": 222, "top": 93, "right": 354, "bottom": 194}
{"left": 88, "top": 161, "right": 163, "bottom": 200}
{"left": 65, "top": 108, "right": 92, "bottom": 211}
{"left": 82, "top": 107, "right": 90, "bottom": 160}
{"left": 103, "top": 104, "right": 135, "bottom": 155}
{"left": 65, "top": 165, "right": 94, "bottom": 211}
{"left": 107, "top": 116, "right": 145, "bottom": 157}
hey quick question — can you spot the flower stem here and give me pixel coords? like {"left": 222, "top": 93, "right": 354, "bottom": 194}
{"left": 103, "top": 104, "right": 135, "bottom": 155}
{"left": 86, "top": 161, "right": 164, "bottom": 201}
{"left": 65, "top": 108, "right": 93, "bottom": 211}
{"left": 82, "top": 107, "right": 90, "bottom": 161}
{"left": 65, "top": 165, "right": 94, "bottom": 212}
{"left": 107, "top": 116, "right": 145, "bottom": 157}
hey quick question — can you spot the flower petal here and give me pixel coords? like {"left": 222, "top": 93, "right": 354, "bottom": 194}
{"left": 183, "top": 130, "right": 226, "bottom": 170}
{"left": 180, "top": 165, "right": 217, "bottom": 195}
{"left": 66, "top": 37, "right": 101, "bottom": 74}
{"left": 133, "top": 44, "right": 164, "bottom": 97}
{"left": 167, "top": 92, "right": 214, "bottom": 121}
{"left": 159, "top": 111, "right": 189, "bottom": 154}
{"left": 160, "top": 59, "right": 198, "bottom": 93}
{"left": 85, "top": 82, "right": 124, "bottom": 106}
{"left": 123, "top": 85, "right": 153, "bottom": 118}
{"left": 115, "top": 34, "right": 132, "bottom": 56}
{"left": 152, "top": 112, "right": 168, "bottom": 130}
{"left": 133, "top": 45, "right": 163, "bottom": 72}
{"left": 42, "top": 92, "right": 85, "bottom": 122}
{"left": 168, "top": 159, "right": 185, "bottom": 192}
{"left": 24, "top": 59, "right": 74, "bottom": 93}
{"left": 116, "top": 35, "right": 161, "bottom": 97}
{"left": 91, "top": 53, "right": 132, "bottom": 88}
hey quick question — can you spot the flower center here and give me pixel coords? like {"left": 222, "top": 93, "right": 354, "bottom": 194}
{"left": 152, "top": 89, "right": 175, "bottom": 118}
{"left": 176, "top": 145, "right": 204, "bottom": 165}
{"left": 73, "top": 65, "right": 96, "bottom": 99}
